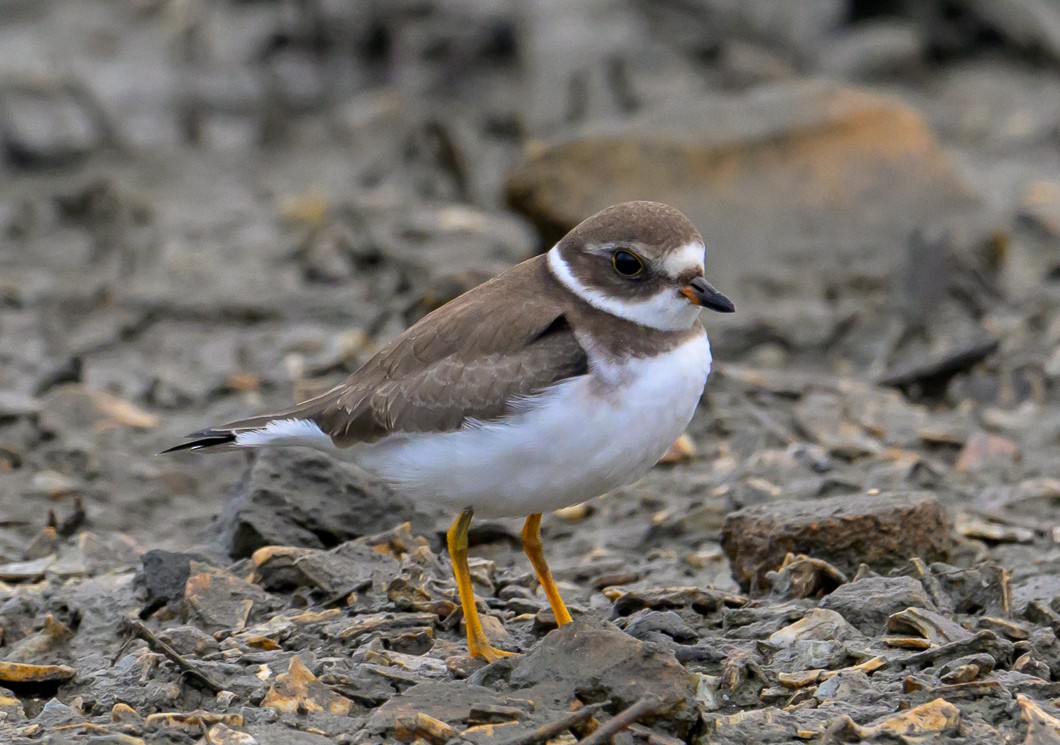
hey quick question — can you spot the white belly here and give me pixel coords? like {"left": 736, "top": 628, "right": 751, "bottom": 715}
{"left": 356, "top": 333, "right": 712, "bottom": 518}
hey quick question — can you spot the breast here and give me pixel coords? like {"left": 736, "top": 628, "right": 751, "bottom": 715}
{"left": 358, "top": 331, "right": 713, "bottom": 518}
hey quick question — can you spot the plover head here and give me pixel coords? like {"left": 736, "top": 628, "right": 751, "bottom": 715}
{"left": 546, "top": 201, "right": 734, "bottom": 331}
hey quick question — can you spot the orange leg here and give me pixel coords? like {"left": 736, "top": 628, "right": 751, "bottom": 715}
{"left": 447, "top": 509, "right": 516, "bottom": 661}
{"left": 521, "top": 513, "right": 574, "bottom": 626}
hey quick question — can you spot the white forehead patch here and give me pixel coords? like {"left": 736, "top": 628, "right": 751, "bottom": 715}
{"left": 662, "top": 241, "right": 706, "bottom": 278}
{"left": 546, "top": 245, "right": 701, "bottom": 331}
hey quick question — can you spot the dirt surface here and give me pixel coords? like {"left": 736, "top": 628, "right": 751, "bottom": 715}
{"left": 1, "top": 1, "right": 1060, "bottom": 743}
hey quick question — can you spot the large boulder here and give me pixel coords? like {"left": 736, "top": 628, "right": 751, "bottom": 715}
{"left": 506, "top": 81, "right": 981, "bottom": 287}
{"left": 721, "top": 491, "right": 953, "bottom": 593}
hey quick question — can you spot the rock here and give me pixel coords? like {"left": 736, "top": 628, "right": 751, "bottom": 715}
{"left": 766, "top": 554, "right": 848, "bottom": 600}
{"left": 816, "top": 21, "right": 924, "bottom": 78}
{"left": 930, "top": 562, "right": 1011, "bottom": 616}
{"left": 886, "top": 607, "right": 973, "bottom": 646}
{"left": 621, "top": 610, "right": 698, "bottom": 646}
{"left": 145, "top": 711, "right": 244, "bottom": 730}
{"left": 717, "top": 40, "right": 799, "bottom": 88}
{"left": 156, "top": 625, "right": 220, "bottom": 657}
{"left": 812, "top": 669, "right": 881, "bottom": 704}
{"left": 375, "top": 204, "right": 536, "bottom": 283}
{"left": 250, "top": 540, "right": 399, "bottom": 596}
{"left": 0, "top": 555, "right": 55, "bottom": 583}
{"left": 607, "top": 586, "right": 747, "bottom": 617}
{"left": 137, "top": 549, "right": 211, "bottom": 617}
{"left": 2, "top": 613, "right": 72, "bottom": 664}
{"left": 205, "top": 723, "right": 259, "bottom": 745}
{"left": 37, "top": 384, "right": 157, "bottom": 432}
{"left": 506, "top": 81, "right": 979, "bottom": 287}
{"left": 821, "top": 575, "right": 936, "bottom": 634}
{"left": 77, "top": 532, "right": 143, "bottom": 575}
{"left": 1018, "top": 692, "right": 1060, "bottom": 743}
{"left": 639, "top": 0, "right": 844, "bottom": 63}
{"left": 1020, "top": 180, "right": 1060, "bottom": 237}
{"left": 767, "top": 609, "right": 861, "bottom": 647}
{"left": 966, "top": 0, "right": 1060, "bottom": 62}
{"left": 242, "top": 726, "right": 333, "bottom": 745}
{"left": 956, "top": 513, "right": 1034, "bottom": 544}
{"left": 184, "top": 561, "right": 276, "bottom": 633}
{"left": 721, "top": 492, "right": 953, "bottom": 593}
{"left": 365, "top": 680, "right": 530, "bottom": 741}
{"left": 521, "top": 0, "right": 654, "bottom": 134}
{"left": 260, "top": 655, "right": 353, "bottom": 716}
{"left": 0, "top": 686, "right": 25, "bottom": 721}
{"left": 938, "top": 653, "right": 996, "bottom": 683}
{"left": 837, "top": 698, "right": 960, "bottom": 740}
{"left": 0, "top": 77, "right": 116, "bottom": 170}
{"left": 508, "top": 616, "right": 699, "bottom": 737}
{"left": 0, "top": 390, "right": 39, "bottom": 419}
{"left": 954, "top": 430, "right": 1020, "bottom": 473}
{"left": 1013, "top": 574, "right": 1060, "bottom": 616}
{"left": 30, "top": 696, "right": 84, "bottom": 728}
{"left": 221, "top": 449, "right": 437, "bottom": 558}
{"left": 0, "top": 661, "right": 75, "bottom": 686}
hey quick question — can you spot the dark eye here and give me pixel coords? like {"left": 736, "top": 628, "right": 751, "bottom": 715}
{"left": 611, "top": 250, "right": 643, "bottom": 277}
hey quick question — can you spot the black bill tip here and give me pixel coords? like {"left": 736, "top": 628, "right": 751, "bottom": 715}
{"left": 685, "top": 276, "right": 735, "bottom": 313}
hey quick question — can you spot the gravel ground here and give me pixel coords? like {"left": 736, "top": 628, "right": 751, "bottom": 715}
{"left": 1, "top": 2, "right": 1059, "bottom": 743}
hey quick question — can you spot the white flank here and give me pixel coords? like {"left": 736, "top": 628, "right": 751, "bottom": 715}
{"left": 357, "top": 333, "right": 713, "bottom": 518}
{"left": 546, "top": 245, "right": 702, "bottom": 331}
{"left": 234, "top": 418, "right": 336, "bottom": 450}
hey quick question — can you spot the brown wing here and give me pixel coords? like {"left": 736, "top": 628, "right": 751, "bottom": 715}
{"left": 202, "top": 256, "right": 589, "bottom": 446}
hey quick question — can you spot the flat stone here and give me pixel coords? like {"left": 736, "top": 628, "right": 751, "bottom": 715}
{"left": 250, "top": 540, "right": 398, "bottom": 596}
{"left": 0, "top": 78, "right": 115, "bottom": 170}
{"left": 184, "top": 561, "right": 276, "bottom": 633}
{"left": 156, "top": 625, "right": 220, "bottom": 657}
{"left": 364, "top": 680, "right": 528, "bottom": 740}
{"left": 1018, "top": 692, "right": 1060, "bottom": 743}
{"left": 260, "top": 655, "right": 353, "bottom": 716}
{"left": 821, "top": 576, "right": 936, "bottom": 634}
{"left": 841, "top": 698, "right": 960, "bottom": 740}
{"left": 508, "top": 615, "right": 699, "bottom": 737}
{"left": 721, "top": 492, "right": 952, "bottom": 593}
{"left": 506, "top": 81, "right": 980, "bottom": 288}
{"left": 221, "top": 448, "right": 437, "bottom": 558}
{"left": 816, "top": 21, "right": 923, "bottom": 78}
{"left": 0, "top": 661, "right": 75, "bottom": 685}
{"left": 0, "top": 555, "right": 55, "bottom": 582}
{"left": 966, "top": 0, "right": 1060, "bottom": 62}
{"left": 242, "top": 725, "right": 333, "bottom": 745}
{"left": 1012, "top": 574, "right": 1060, "bottom": 616}
{"left": 767, "top": 609, "right": 861, "bottom": 647}
{"left": 0, "top": 686, "right": 25, "bottom": 721}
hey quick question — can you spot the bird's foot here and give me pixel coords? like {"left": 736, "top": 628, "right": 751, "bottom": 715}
{"left": 468, "top": 635, "right": 518, "bottom": 662}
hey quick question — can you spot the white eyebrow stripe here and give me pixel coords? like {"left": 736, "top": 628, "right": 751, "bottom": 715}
{"left": 662, "top": 241, "right": 705, "bottom": 278}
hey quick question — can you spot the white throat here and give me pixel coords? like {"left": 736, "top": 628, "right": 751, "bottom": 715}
{"left": 546, "top": 244, "right": 702, "bottom": 331}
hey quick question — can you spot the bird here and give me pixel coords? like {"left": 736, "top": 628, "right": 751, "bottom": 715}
{"left": 163, "top": 201, "right": 734, "bottom": 661}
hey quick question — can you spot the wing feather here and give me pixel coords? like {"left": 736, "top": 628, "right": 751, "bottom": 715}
{"left": 198, "top": 256, "right": 589, "bottom": 447}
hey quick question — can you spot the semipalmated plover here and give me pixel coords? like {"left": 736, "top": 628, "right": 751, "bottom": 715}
{"left": 165, "top": 201, "right": 734, "bottom": 660}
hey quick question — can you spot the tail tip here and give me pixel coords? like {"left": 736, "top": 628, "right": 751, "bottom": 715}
{"left": 159, "top": 431, "right": 236, "bottom": 454}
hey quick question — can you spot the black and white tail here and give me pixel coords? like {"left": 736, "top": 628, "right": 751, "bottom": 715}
{"left": 159, "top": 429, "right": 238, "bottom": 453}
{"left": 160, "top": 418, "right": 335, "bottom": 454}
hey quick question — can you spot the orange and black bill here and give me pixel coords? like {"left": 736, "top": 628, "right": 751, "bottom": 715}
{"left": 682, "top": 276, "right": 735, "bottom": 313}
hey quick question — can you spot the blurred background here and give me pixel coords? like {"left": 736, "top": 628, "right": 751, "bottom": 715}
{"left": 1, "top": 0, "right": 1058, "bottom": 554}
{"left": 2, "top": 3, "right": 1060, "bottom": 740}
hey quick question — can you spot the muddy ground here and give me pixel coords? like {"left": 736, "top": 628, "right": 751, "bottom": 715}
{"left": 1, "top": 1, "right": 1060, "bottom": 743}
